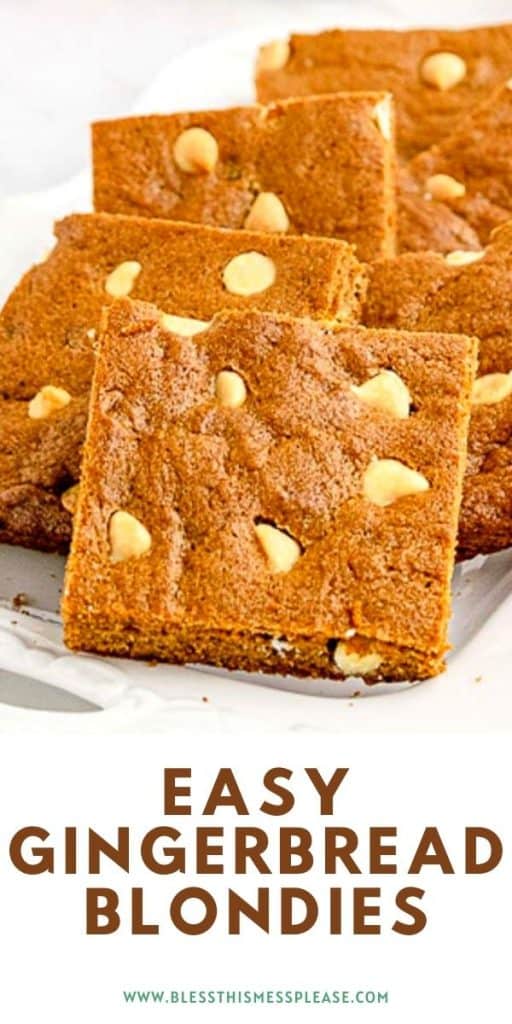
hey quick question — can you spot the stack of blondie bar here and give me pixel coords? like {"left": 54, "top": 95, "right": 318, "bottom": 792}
{"left": 3, "top": 22, "right": 512, "bottom": 684}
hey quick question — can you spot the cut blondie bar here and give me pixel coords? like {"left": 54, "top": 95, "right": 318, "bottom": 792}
{"left": 92, "top": 92, "right": 396, "bottom": 261}
{"left": 63, "top": 301, "right": 476, "bottom": 681}
{"left": 255, "top": 24, "right": 512, "bottom": 159}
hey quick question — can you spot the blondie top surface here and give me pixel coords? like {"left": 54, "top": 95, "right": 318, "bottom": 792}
{"left": 255, "top": 24, "right": 512, "bottom": 160}
{"left": 0, "top": 213, "right": 363, "bottom": 552}
{"left": 364, "top": 223, "right": 512, "bottom": 560}
{"left": 63, "top": 301, "right": 476, "bottom": 682}
{"left": 92, "top": 92, "right": 396, "bottom": 262}
{"left": 398, "top": 166, "right": 481, "bottom": 255}
{"left": 400, "top": 79, "right": 512, "bottom": 253}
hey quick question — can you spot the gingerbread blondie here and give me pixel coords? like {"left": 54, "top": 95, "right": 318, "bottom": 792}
{"left": 62, "top": 300, "right": 476, "bottom": 682}
{"left": 0, "top": 212, "right": 364, "bottom": 552}
{"left": 364, "top": 224, "right": 512, "bottom": 559}
{"left": 398, "top": 166, "right": 481, "bottom": 254}
{"left": 92, "top": 92, "right": 396, "bottom": 261}
{"left": 255, "top": 24, "right": 512, "bottom": 159}
{"left": 400, "top": 79, "right": 512, "bottom": 252}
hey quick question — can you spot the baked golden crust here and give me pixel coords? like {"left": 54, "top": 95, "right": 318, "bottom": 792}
{"left": 399, "top": 80, "right": 512, "bottom": 252}
{"left": 0, "top": 213, "right": 365, "bottom": 551}
{"left": 364, "top": 227, "right": 512, "bottom": 559}
{"left": 62, "top": 301, "right": 476, "bottom": 681}
{"left": 398, "top": 166, "right": 481, "bottom": 254}
{"left": 92, "top": 92, "right": 396, "bottom": 261}
{"left": 255, "top": 24, "right": 512, "bottom": 159}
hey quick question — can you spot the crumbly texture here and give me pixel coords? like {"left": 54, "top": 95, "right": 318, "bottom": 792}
{"left": 398, "top": 166, "right": 481, "bottom": 254}
{"left": 364, "top": 224, "right": 512, "bottom": 559}
{"left": 400, "top": 80, "right": 512, "bottom": 252}
{"left": 62, "top": 301, "right": 476, "bottom": 682}
{"left": 255, "top": 24, "right": 512, "bottom": 160}
{"left": 0, "top": 212, "right": 364, "bottom": 552}
{"left": 92, "top": 93, "right": 397, "bottom": 261}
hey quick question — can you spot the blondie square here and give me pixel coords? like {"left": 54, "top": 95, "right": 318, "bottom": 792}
{"left": 92, "top": 92, "right": 396, "bottom": 261}
{"left": 0, "top": 212, "right": 364, "bottom": 551}
{"left": 364, "top": 224, "right": 512, "bottom": 559}
{"left": 62, "top": 300, "right": 476, "bottom": 681}
{"left": 255, "top": 24, "right": 512, "bottom": 159}
{"left": 401, "top": 79, "right": 512, "bottom": 252}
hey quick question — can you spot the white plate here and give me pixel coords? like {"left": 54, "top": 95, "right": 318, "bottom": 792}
{"left": 1, "top": 6, "right": 512, "bottom": 732}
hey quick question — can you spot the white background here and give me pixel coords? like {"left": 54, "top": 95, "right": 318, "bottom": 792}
{"left": 0, "top": 735, "right": 509, "bottom": 1023}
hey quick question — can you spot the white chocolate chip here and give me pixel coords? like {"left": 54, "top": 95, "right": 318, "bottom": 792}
{"left": 61, "top": 483, "right": 80, "bottom": 515}
{"left": 215, "top": 369, "right": 247, "bottom": 408}
{"left": 222, "top": 251, "right": 276, "bottom": 296}
{"left": 104, "top": 261, "right": 142, "bottom": 298}
{"left": 254, "top": 522, "right": 301, "bottom": 573}
{"left": 160, "top": 312, "right": 210, "bottom": 336}
{"left": 421, "top": 52, "right": 467, "bottom": 91}
{"left": 373, "top": 97, "right": 393, "bottom": 141}
{"left": 86, "top": 328, "right": 97, "bottom": 340}
{"left": 257, "top": 39, "right": 290, "bottom": 72}
{"left": 333, "top": 642, "right": 382, "bottom": 676}
{"left": 472, "top": 372, "right": 512, "bottom": 406}
{"left": 28, "top": 385, "right": 72, "bottom": 420}
{"left": 426, "top": 173, "right": 465, "bottom": 202}
{"left": 244, "top": 192, "right": 289, "bottom": 233}
{"left": 351, "top": 370, "right": 411, "bottom": 419}
{"left": 271, "top": 636, "right": 293, "bottom": 655}
{"left": 445, "top": 249, "right": 484, "bottom": 267}
{"left": 363, "top": 458, "right": 430, "bottom": 507}
{"left": 109, "top": 510, "right": 152, "bottom": 563}
{"left": 173, "top": 127, "right": 218, "bottom": 174}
